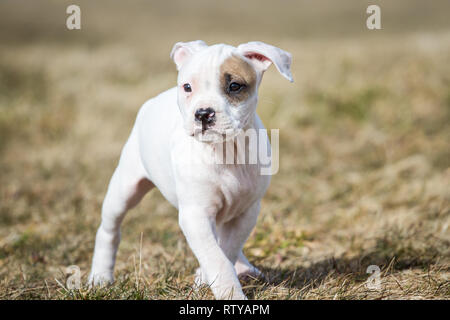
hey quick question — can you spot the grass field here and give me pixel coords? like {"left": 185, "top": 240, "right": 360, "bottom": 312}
{"left": 0, "top": 0, "right": 449, "bottom": 299}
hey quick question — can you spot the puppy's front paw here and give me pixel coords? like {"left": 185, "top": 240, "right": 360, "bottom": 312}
{"left": 193, "top": 267, "right": 206, "bottom": 288}
{"left": 214, "top": 286, "right": 248, "bottom": 300}
{"left": 87, "top": 271, "right": 114, "bottom": 288}
{"left": 193, "top": 268, "right": 247, "bottom": 299}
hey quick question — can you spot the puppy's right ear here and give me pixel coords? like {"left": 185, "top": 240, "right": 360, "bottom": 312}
{"left": 170, "top": 40, "right": 208, "bottom": 70}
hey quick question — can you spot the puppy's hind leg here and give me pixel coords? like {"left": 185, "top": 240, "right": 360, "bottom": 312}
{"left": 235, "top": 251, "right": 263, "bottom": 280}
{"left": 89, "top": 130, "right": 153, "bottom": 286}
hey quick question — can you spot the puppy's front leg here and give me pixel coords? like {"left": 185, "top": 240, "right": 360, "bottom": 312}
{"left": 179, "top": 207, "right": 246, "bottom": 300}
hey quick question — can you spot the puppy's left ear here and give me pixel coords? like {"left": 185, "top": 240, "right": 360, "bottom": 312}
{"left": 237, "top": 41, "right": 293, "bottom": 82}
{"left": 170, "top": 40, "right": 208, "bottom": 70}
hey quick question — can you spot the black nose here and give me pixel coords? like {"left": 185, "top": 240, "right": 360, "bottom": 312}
{"left": 195, "top": 107, "right": 216, "bottom": 123}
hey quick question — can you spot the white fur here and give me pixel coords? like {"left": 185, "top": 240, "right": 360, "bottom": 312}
{"left": 89, "top": 41, "right": 293, "bottom": 299}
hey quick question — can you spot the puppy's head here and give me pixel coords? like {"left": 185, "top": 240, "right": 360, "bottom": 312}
{"left": 170, "top": 40, "right": 293, "bottom": 143}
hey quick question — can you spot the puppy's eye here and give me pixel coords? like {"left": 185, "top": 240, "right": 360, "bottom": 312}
{"left": 229, "top": 82, "right": 243, "bottom": 92}
{"left": 183, "top": 83, "right": 192, "bottom": 92}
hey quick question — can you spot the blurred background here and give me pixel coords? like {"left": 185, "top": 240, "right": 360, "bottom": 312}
{"left": 0, "top": 0, "right": 449, "bottom": 299}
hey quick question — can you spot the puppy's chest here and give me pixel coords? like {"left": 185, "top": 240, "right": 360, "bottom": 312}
{"left": 214, "top": 164, "right": 265, "bottom": 222}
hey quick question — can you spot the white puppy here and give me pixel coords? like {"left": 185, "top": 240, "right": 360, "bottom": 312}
{"left": 88, "top": 40, "right": 293, "bottom": 299}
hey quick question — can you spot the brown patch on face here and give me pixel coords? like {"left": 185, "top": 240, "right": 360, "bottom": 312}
{"left": 219, "top": 55, "right": 257, "bottom": 105}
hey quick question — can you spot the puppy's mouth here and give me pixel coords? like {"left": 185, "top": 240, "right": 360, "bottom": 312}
{"left": 191, "top": 125, "right": 242, "bottom": 143}
{"left": 200, "top": 118, "right": 216, "bottom": 134}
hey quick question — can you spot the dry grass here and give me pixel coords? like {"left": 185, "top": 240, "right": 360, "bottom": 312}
{"left": 0, "top": 0, "right": 449, "bottom": 299}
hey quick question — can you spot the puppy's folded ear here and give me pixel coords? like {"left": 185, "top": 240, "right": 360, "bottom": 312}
{"left": 170, "top": 40, "right": 208, "bottom": 70}
{"left": 237, "top": 41, "right": 293, "bottom": 82}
